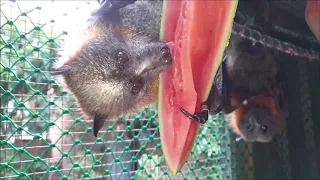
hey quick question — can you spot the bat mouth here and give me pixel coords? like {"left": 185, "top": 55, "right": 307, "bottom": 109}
{"left": 240, "top": 134, "right": 273, "bottom": 143}
{"left": 140, "top": 63, "right": 171, "bottom": 82}
{"left": 137, "top": 43, "right": 172, "bottom": 82}
{"left": 129, "top": 63, "right": 170, "bottom": 96}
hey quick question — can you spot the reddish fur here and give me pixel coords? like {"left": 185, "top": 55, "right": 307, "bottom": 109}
{"left": 228, "top": 92, "right": 282, "bottom": 136}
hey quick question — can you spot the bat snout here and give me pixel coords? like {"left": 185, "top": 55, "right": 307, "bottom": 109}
{"left": 239, "top": 110, "right": 276, "bottom": 143}
{"left": 255, "top": 121, "right": 275, "bottom": 143}
{"left": 158, "top": 45, "right": 172, "bottom": 66}
{"left": 136, "top": 44, "right": 172, "bottom": 81}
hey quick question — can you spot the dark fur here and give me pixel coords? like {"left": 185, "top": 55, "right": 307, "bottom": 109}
{"left": 204, "top": 33, "right": 287, "bottom": 143}
{"left": 238, "top": 107, "right": 277, "bottom": 143}
{"left": 225, "top": 34, "right": 279, "bottom": 97}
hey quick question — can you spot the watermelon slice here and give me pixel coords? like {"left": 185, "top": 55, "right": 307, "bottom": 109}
{"left": 305, "top": 0, "right": 320, "bottom": 40}
{"left": 159, "top": 0, "right": 198, "bottom": 177}
{"left": 158, "top": 0, "right": 238, "bottom": 176}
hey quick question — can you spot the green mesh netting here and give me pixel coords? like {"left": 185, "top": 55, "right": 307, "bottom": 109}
{"left": 2, "top": 1, "right": 320, "bottom": 180}
{"left": 0, "top": 1, "right": 237, "bottom": 179}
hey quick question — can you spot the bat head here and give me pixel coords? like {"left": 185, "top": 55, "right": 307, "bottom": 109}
{"left": 52, "top": 24, "right": 172, "bottom": 122}
{"left": 238, "top": 106, "right": 277, "bottom": 143}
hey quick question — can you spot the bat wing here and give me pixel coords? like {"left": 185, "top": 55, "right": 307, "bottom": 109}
{"left": 206, "top": 58, "right": 230, "bottom": 115}
{"left": 275, "top": 61, "right": 290, "bottom": 121}
{"left": 276, "top": 83, "right": 289, "bottom": 121}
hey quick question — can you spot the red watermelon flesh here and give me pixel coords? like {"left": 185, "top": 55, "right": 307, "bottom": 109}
{"left": 305, "top": 0, "right": 320, "bottom": 40}
{"left": 159, "top": 1, "right": 198, "bottom": 176}
{"left": 159, "top": 0, "right": 238, "bottom": 176}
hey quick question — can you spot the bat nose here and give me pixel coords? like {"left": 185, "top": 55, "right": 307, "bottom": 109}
{"left": 160, "top": 46, "right": 172, "bottom": 65}
{"left": 260, "top": 125, "right": 268, "bottom": 134}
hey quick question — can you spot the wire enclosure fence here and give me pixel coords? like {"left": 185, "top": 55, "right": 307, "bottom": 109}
{"left": 3, "top": 1, "right": 320, "bottom": 180}
{"left": 0, "top": 1, "right": 237, "bottom": 179}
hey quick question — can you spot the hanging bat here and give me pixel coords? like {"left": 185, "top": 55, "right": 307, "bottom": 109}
{"left": 180, "top": 12, "right": 289, "bottom": 143}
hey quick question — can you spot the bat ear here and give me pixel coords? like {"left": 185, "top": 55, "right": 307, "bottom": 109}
{"left": 93, "top": 115, "right": 106, "bottom": 137}
{"left": 50, "top": 64, "right": 71, "bottom": 76}
{"left": 227, "top": 33, "right": 245, "bottom": 51}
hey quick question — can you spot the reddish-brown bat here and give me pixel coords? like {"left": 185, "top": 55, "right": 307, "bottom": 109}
{"left": 181, "top": 13, "right": 289, "bottom": 143}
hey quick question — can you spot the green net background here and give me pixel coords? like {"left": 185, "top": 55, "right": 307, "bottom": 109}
{"left": 0, "top": 1, "right": 235, "bottom": 179}
{"left": 2, "top": 1, "right": 320, "bottom": 180}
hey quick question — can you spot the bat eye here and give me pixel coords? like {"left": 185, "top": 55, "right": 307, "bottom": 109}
{"left": 114, "top": 50, "right": 129, "bottom": 64}
{"left": 260, "top": 126, "right": 268, "bottom": 134}
{"left": 131, "top": 77, "right": 144, "bottom": 95}
{"left": 246, "top": 125, "right": 254, "bottom": 133}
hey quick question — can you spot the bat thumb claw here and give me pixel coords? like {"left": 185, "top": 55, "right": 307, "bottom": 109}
{"left": 235, "top": 136, "right": 242, "bottom": 142}
{"left": 180, "top": 108, "right": 193, "bottom": 118}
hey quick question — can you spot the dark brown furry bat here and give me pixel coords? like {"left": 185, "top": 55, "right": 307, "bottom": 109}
{"left": 181, "top": 11, "right": 289, "bottom": 143}
{"left": 51, "top": 0, "right": 171, "bottom": 137}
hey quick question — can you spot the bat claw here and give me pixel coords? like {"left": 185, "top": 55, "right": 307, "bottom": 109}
{"left": 235, "top": 136, "right": 242, "bottom": 142}
{"left": 180, "top": 105, "right": 209, "bottom": 124}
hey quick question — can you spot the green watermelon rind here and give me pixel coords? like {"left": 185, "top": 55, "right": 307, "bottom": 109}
{"left": 159, "top": 0, "right": 167, "bottom": 40}
{"left": 202, "top": 1, "right": 239, "bottom": 101}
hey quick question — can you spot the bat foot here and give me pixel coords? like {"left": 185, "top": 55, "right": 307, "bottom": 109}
{"left": 180, "top": 105, "right": 209, "bottom": 124}
{"left": 95, "top": 0, "right": 135, "bottom": 15}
